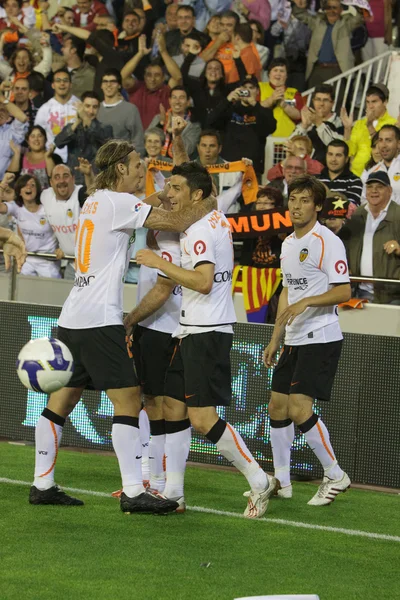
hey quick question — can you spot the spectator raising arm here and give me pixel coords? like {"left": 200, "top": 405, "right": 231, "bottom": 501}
{"left": 121, "top": 35, "right": 153, "bottom": 90}
{"left": 157, "top": 31, "right": 182, "bottom": 87}
{"left": 52, "top": 23, "right": 90, "bottom": 41}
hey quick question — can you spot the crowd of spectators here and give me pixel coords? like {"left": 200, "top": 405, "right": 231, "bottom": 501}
{"left": 0, "top": 0, "right": 398, "bottom": 304}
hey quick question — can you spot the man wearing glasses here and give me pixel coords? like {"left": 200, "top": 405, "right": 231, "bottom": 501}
{"left": 34, "top": 68, "right": 79, "bottom": 163}
{"left": 97, "top": 69, "right": 145, "bottom": 157}
{"left": 292, "top": 0, "right": 364, "bottom": 89}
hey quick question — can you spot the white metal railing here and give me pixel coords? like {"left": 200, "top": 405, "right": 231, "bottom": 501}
{"left": 263, "top": 137, "right": 288, "bottom": 184}
{"left": 302, "top": 50, "right": 394, "bottom": 120}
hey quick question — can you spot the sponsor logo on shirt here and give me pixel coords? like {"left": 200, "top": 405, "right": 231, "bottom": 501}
{"left": 173, "top": 285, "right": 182, "bottom": 296}
{"left": 214, "top": 270, "right": 233, "bottom": 283}
{"left": 52, "top": 224, "right": 77, "bottom": 234}
{"left": 286, "top": 272, "right": 308, "bottom": 290}
{"left": 161, "top": 251, "right": 172, "bottom": 262}
{"left": 194, "top": 240, "right": 206, "bottom": 255}
{"left": 335, "top": 260, "right": 348, "bottom": 275}
{"left": 299, "top": 248, "right": 308, "bottom": 263}
{"left": 74, "top": 275, "right": 95, "bottom": 288}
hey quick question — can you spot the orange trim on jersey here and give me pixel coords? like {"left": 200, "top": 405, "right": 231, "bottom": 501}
{"left": 316, "top": 421, "right": 335, "bottom": 461}
{"left": 312, "top": 232, "right": 325, "bottom": 269}
{"left": 39, "top": 421, "right": 58, "bottom": 478}
{"left": 226, "top": 423, "right": 252, "bottom": 463}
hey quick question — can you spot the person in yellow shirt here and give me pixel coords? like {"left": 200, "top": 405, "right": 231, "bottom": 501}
{"left": 259, "top": 58, "right": 304, "bottom": 138}
{"left": 341, "top": 83, "right": 397, "bottom": 177}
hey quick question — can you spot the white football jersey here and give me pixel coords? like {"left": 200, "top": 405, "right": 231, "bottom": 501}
{"left": 6, "top": 202, "right": 57, "bottom": 252}
{"left": 58, "top": 190, "right": 151, "bottom": 329}
{"left": 176, "top": 210, "right": 236, "bottom": 336}
{"left": 281, "top": 221, "right": 350, "bottom": 345}
{"left": 138, "top": 230, "right": 182, "bottom": 334}
{"left": 40, "top": 185, "right": 83, "bottom": 256}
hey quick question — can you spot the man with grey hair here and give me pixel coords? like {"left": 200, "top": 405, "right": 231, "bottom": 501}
{"left": 268, "top": 155, "right": 307, "bottom": 204}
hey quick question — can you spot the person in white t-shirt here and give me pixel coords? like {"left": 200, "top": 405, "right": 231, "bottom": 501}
{"left": 34, "top": 68, "right": 79, "bottom": 163}
{"left": 0, "top": 174, "right": 61, "bottom": 278}
{"left": 40, "top": 161, "right": 94, "bottom": 279}
{"left": 263, "top": 174, "right": 351, "bottom": 506}
{"left": 29, "top": 139, "right": 217, "bottom": 514}
{"left": 136, "top": 161, "right": 275, "bottom": 518}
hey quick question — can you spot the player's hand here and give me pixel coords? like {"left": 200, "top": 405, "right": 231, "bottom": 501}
{"left": 277, "top": 298, "right": 309, "bottom": 327}
{"left": 3, "top": 232, "right": 27, "bottom": 273}
{"left": 135, "top": 248, "right": 161, "bottom": 269}
{"left": 383, "top": 239, "right": 400, "bottom": 255}
{"left": 172, "top": 116, "right": 187, "bottom": 137}
{"left": 123, "top": 311, "right": 137, "bottom": 336}
{"left": 55, "top": 248, "right": 65, "bottom": 260}
{"left": 241, "top": 158, "right": 253, "bottom": 166}
{"left": 263, "top": 339, "right": 281, "bottom": 368}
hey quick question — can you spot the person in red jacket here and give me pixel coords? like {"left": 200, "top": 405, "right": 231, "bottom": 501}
{"left": 72, "top": 0, "right": 108, "bottom": 32}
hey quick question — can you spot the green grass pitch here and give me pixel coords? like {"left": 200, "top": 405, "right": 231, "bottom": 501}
{"left": 0, "top": 442, "right": 399, "bottom": 600}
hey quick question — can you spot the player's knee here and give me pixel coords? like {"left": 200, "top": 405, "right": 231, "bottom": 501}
{"left": 269, "top": 393, "right": 289, "bottom": 419}
{"left": 144, "top": 395, "right": 163, "bottom": 420}
{"left": 163, "top": 396, "right": 187, "bottom": 421}
{"left": 288, "top": 396, "right": 313, "bottom": 425}
{"left": 188, "top": 410, "right": 217, "bottom": 435}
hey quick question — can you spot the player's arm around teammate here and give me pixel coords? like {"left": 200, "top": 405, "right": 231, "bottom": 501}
{"left": 136, "top": 249, "right": 213, "bottom": 294}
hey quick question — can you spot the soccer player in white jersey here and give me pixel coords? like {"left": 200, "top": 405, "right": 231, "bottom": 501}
{"left": 29, "top": 140, "right": 217, "bottom": 515}
{"left": 136, "top": 161, "right": 276, "bottom": 519}
{"left": 263, "top": 175, "right": 352, "bottom": 506}
{"left": 124, "top": 228, "right": 182, "bottom": 496}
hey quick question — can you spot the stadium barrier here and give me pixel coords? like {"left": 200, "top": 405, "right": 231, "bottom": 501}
{"left": 1, "top": 300, "right": 399, "bottom": 489}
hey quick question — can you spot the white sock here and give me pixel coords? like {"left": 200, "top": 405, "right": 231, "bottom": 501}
{"left": 270, "top": 419, "right": 295, "bottom": 488}
{"left": 33, "top": 410, "right": 64, "bottom": 491}
{"left": 139, "top": 409, "right": 150, "bottom": 481}
{"left": 302, "top": 416, "right": 343, "bottom": 480}
{"left": 149, "top": 434, "right": 166, "bottom": 493}
{"left": 112, "top": 417, "right": 145, "bottom": 498}
{"left": 214, "top": 422, "right": 267, "bottom": 493}
{"left": 163, "top": 421, "right": 191, "bottom": 499}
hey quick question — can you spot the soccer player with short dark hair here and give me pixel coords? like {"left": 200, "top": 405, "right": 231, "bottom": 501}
{"left": 263, "top": 175, "right": 351, "bottom": 505}
{"left": 136, "top": 161, "right": 276, "bottom": 518}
